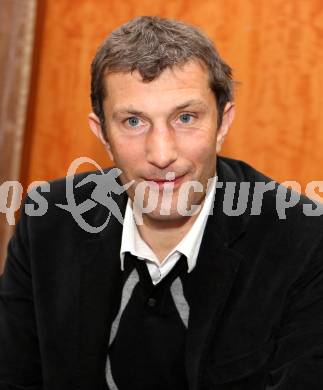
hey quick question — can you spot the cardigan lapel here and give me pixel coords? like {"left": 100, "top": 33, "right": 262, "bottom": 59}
{"left": 185, "top": 157, "right": 250, "bottom": 390}
{"left": 77, "top": 191, "right": 127, "bottom": 390}
{"left": 184, "top": 214, "right": 245, "bottom": 390}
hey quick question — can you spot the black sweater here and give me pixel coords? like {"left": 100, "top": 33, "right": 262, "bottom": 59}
{"left": 107, "top": 252, "right": 190, "bottom": 390}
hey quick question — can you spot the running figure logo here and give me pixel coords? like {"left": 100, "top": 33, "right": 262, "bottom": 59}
{"left": 56, "top": 157, "right": 134, "bottom": 233}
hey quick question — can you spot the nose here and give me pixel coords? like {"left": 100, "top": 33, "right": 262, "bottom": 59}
{"left": 145, "top": 126, "right": 178, "bottom": 169}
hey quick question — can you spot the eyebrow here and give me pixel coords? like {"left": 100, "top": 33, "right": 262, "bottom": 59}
{"left": 112, "top": 99, "right": 208, "bottom": 119}
{"left": 174, "top": 99, "right": 208, "bottom": 111}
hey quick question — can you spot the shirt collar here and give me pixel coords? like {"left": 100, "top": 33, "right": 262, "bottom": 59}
{"left": 120, "top": 176, "right": 217, "bottom": 272}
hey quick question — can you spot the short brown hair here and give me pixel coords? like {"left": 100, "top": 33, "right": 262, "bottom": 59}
{"left": 90, "top": 16, "right": 234, "bottom": 135}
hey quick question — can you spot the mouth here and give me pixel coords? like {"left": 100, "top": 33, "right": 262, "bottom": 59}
{"left": 144, "top": 174, "right": 186, "bottom": 189}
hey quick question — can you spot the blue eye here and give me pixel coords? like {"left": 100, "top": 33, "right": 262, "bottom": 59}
{"left": 179, "top": 113, "right": 192, "bottom": 123}
{"left": 127, "top": 117, "right": 140, "bottom": 127}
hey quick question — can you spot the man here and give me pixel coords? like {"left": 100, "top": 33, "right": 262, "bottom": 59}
{"left": 1, "top": 16, "right": 323, "bottom": 390}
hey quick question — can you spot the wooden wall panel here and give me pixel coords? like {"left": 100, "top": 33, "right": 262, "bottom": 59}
{"left": 0, "top": 0, "right": 36, "bottom": 271}
{"left": 21, "top": 0, "right": 323, "bottom": 195}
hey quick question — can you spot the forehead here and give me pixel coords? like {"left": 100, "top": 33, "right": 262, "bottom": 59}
{"left": 103, "top": 60, "right": 214, "bottom": 112}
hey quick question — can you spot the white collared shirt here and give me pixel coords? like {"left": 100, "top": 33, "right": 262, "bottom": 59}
{"left": 120, "top": 176, "right": 217, "bottom": 285}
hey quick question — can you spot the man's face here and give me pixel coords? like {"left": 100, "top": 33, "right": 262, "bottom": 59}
{"left": 89, "top": 60, "right": 234, "bottom": 224}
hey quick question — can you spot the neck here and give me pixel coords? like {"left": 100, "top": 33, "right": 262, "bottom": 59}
{"left": 136, "top": 210, "right": 201, "bottom": 263}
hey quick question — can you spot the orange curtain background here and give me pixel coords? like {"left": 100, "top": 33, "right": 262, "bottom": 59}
{"left": 21, "top": 0, "right": 323, "bottom": 193}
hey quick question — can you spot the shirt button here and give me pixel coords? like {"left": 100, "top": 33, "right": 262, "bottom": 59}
{"left": 147, "top": 297, "right": 157, "bottom": 307}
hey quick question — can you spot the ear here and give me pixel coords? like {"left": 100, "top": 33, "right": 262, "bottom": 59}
{"left": 216, "top": 102, "right": 235, "bottom": 154}
{"left": 88, "top": 112, "right": 114, "bottom": 161}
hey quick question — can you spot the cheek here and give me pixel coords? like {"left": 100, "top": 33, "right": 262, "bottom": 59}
{"left": 110, "top": 138, "right": 144, "bottom": 173}
{"left": 180, "top": 132, "right": 217, "bottom": 165}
